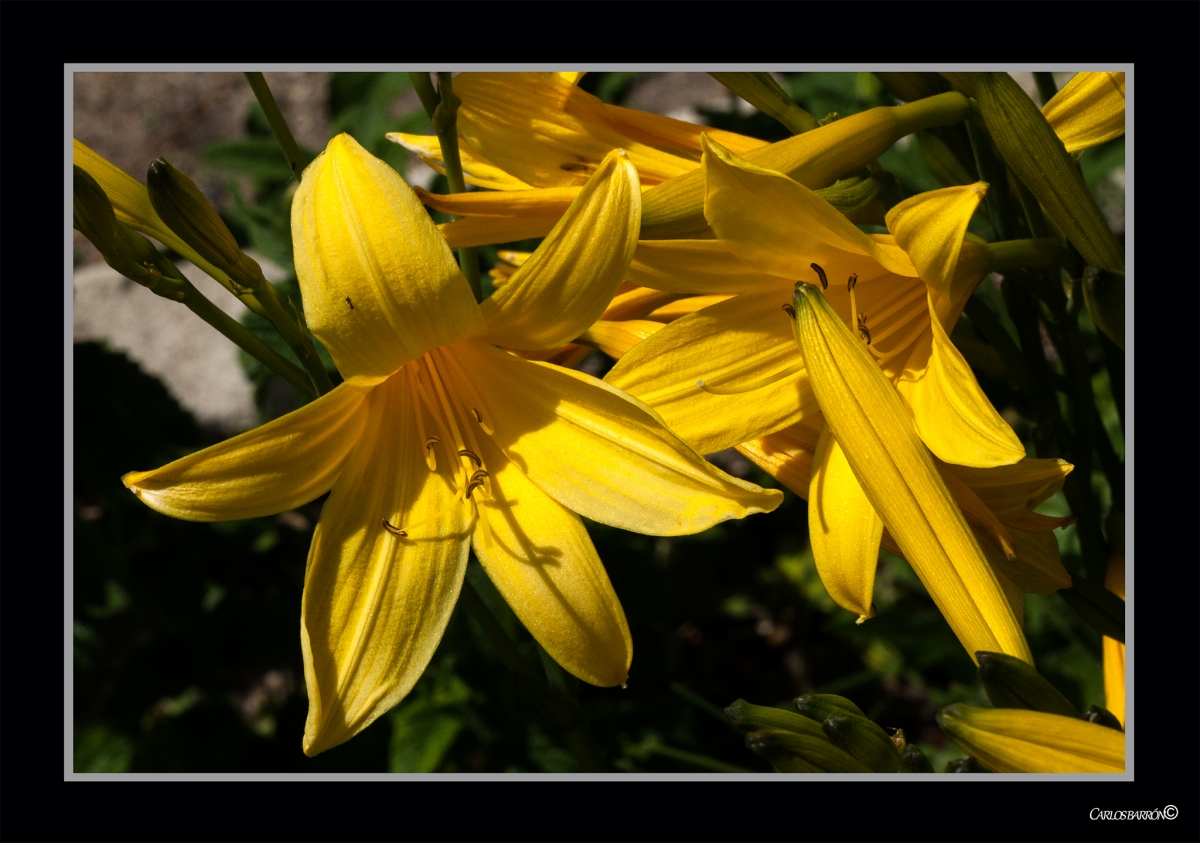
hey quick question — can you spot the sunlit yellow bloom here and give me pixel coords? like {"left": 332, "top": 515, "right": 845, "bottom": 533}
{"left": 606, "top": 137, "right": 1023, "bottom": 465}
{"left": 122, "top": 135, "right": 781, "bottom": 755}
{"left": 1042, "top": 72, "right": 1125, "bottom": 154}
{"left": 389, "top": 71, "right": 771, "bottom": 248}
{"left": 1103, "top": 550, "right": 1126, "bottom": 725}
{"left": 605, "top": 139, "right": 1033, "bottom": 657}
{"left": 790, "top": 282, "right": 1031, "bottom": 661}
{"left": 937, "top": 704, "right": 1124, "bottom": 772}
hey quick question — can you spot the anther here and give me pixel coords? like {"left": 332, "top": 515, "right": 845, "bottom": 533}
{"left": 382, "top": 519, "right": 408, "bottom": 537}
{"left": 810, "top": 262, "right": 828, "bottom": 290}
{"left": 471, "top": 408, "right": 483, "bottom": 424}
{"left": 847, "top": 273, "right": 858, "bottom": 292}
{"left": 425, "top": 436, "right": 441, "bottom": 450}
{"left": 781, "top": 303, "right": 796, "bottom": 318}
{"left": 857, "top": 313, "right": 872, "bottom": 345}
{"left": 458, "top": 449, "right": 482, "bottom": 467}
{"left": 465, "top": 469, "right": 490, "bottom": 500}
{"left": 345, "top": 296, "right": 354, "bottom": 310}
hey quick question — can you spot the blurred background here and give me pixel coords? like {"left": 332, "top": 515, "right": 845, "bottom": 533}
{"left": 71, "top": 71, "right": 1125, "bottom": 773}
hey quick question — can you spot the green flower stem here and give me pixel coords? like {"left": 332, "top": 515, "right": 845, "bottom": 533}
{"left": 1099, "top": 332, "right": 1124, "bottom": 432}
{"left": 126, "top": 232, "right": 318, "bottom": 399}
{"left": 243, "top": 73, "right": 309, "bottom": 180}
{"left": 182, "top": 280, "right": 318, "bottom": 400}
{"left": 409, "top": 72, "right": 482, "bottom": 303}
{"left": 1093, "top": 403, "right": 1124, "bottom": 513}
{"left": 458, "top": 580, "right": 605, "bottom": 772}
{"left": 984, "top": 239, "right": 1066, "bottom": 273}
{"left": 250, "top": 279, "right": 335, "bottom": 396}
{"left": 966, "top": 115, "right": 1022, "bottom": 242}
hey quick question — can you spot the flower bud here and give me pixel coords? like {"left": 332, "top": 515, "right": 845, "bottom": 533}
{"left": 976, "top": 651, "right": 1079, "bottom": 717}
{"left": 146, "top": 158, "right": 268, "bottom": 290}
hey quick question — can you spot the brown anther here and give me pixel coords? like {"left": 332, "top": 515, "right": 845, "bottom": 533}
{"left": 469, "top": 469, "right": 489, "bottom": 484}
{"left": 471, "top": 408, "right": 483, "bottom": 424}
{"left": 857, "top": 313, "right": 872, "bottom": 345}
{"left": 847, "top": 273, "right": 858, "bottom": 292}
{"left": 382, "top": 519, "right": 407, "bottom": 537}
{"left": 810, "top": 262, "right": 828, "bottom": 290}
{"left": 425, "top": 436, "right": 441, "bottom": 450}
{"left": 345, "top": 296, "right": 354, "bottom": 310}
{"left": 458, "top": 449, "right": 482, "bottom": 467}
{"left": 781, "top": 303, "right": 796, "bottom": 318}
{"left": 465, "top": 481, "right": 486, "bottom": 500}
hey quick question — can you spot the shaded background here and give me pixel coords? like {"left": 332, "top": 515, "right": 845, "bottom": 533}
{"left": 71, "top": 71, "right": 1125, "bottom": 773}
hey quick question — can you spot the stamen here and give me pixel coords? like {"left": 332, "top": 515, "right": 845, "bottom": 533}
{"left": 847, "top": 273, "right": 858, "bottom": 292}
{"left": 810, "top": 262, "right": 828, "bottom": 290}
{"left": 413, "top": 369, "right": 465, "bottom": 492}
{"left": 434, "top": 346, "right": 495, "bottom": 435}
{"left": 382, "top": 519, "right": 407, "bottom": 537}
{"left": 458, "top": 449, "right": 482, "bottom": 467}
{"left": 781, "top": 303, "right": 796, "bottom": 318}
{"left": 422, "top": 356, "right": 475, "bottom": 490}
{"left": 696, "top": 362, "right": 804, "bottom": 395}
{"left": 409, "top": 373, "right": 437, "bottom": 472}
{"left": 345, "top": 296, "right": 355, "bottom": 310}
{"left": 857, "top": 313, "right": 872, "bottom": 345}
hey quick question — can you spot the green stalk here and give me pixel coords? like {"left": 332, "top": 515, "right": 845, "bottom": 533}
{"left": 984, "top": 238, "right": 1066, "bottom": 273}
{"left": 243, "top": 72, "right": 309, "bottom": 179}
{"left": 458, "top": 579, "right": 606, "bottom": 772}
{"left": 409, "top": 72, "right": 482, "bottom": 302}
{"left": 136, "top": 247, "right": 317, "bottom": 399}
{"left": 708, "top": 72, "right": 819, "bottom": 134}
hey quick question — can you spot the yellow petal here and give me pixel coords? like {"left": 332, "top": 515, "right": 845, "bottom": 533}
{"left": 602, "top": 101, "right": 768, "bottom": 157}
{"left": 645, "top": 295, "right": 733, "bottom": 322}
{"left": 559, "top": 71, "right": 586, "bottom": 86}
{"left": 897, "top": 294, "right": 1026, "bottom": 467}
{"left": 439, "top": 215, "right": 560, "bottom": 250}
{"left": 793, "top": 282, "right": 1031, "bottom": 664}
{"left": 1042, "top": 72, "right": 1126, "bottom": 154}
{"left": 809, "top": 428, "right": 882, "bottom": 619}
{"left": 415, "top": 183, "right": 579, "bottom": 218}
{"left": 1104, "top": 551, "right": 1125, "bottom": 725}
{"left": 600, "top": 285, "right": 683, "bottom": 321}
{"left": 301, "top": 369, "right": 472, "bottom": 756}
{"left": 627, "top": 239, "right": 783, "bottom": 295}
{"left": 940, "top": 458, "right": 1073, "bottom": 521}
{"left": 292, "top": 133, "right": 485, "bottom": 384}
{"left": 122, "top": 382, "right": 371, "bottom": 521}
{"left": 735, "top": 422, "right": 823, "bottom": 498}
{"left": 73, "top": 139, "right": 235, "bottom": 288}
{"left": 937, "top": 705, "right": 1124, "bottom": 773}
{"left": 472, "top": 436, "right": 632, "bottom": 687}
{"left": 605, "top": 291, "right": 819, "bottom": 455}
{"left": 455, "top": 340, "right": 782, "bottom": 535}
{"left": 885, "top": 183, "right": 986, "bottom": 298}
{"left": 702, "top": 136, "right": 917, "bottom": 279}
{"left": 578, "top": 319, "right": 665, "bottom": 360}
{"left": 937, "top": 467, "right": 1016, "bottom": 560}
{"left": 386, "top": 131, "right": 534, "bottom": 191}
{"left": 454, "top": 72, "right": 696, "bottom": 187}
{"left": 481, "top": 150, "right": 640, "bottom": 350}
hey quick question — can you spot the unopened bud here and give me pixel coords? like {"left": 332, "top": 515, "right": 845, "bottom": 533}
{"left": 73, "top": 166, "right": 131, "bottom": 269}
{"left": 899, "top": 744, "right": 935, "bottom": 773}
{"left": 793, "top": 693, "right": 866, "bottom": 722}
{"left": 745, "top": 729, "right": 871, "bottom": 773}
{"left": 1083, "top": 705, "right": 1124, "bottom": 732}
{"left": 724, "top": 699, "right": 827, "bottom": 740}
{"left": 976, "top": 651, "right": 1079, "bottom": 717}
{"left": 146, "top": 158, "right": 267, "bottom": 291}
{"left": 822, "top": 712, "right": 903, "bottom": 773}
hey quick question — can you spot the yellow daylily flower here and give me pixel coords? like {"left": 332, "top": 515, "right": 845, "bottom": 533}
{"left": 937, "top": 704, "right": 1124, "bottom": 773}
{"left": 1103, "top": 550, "right": 1126, "bottom": 726}
{"left": 1042, "top": 72, "right": 1125, "bottom": 154}
{"left": 605, "top": 139, "right": 1031, "bottom": 655}
{"left": 388, "top": 71, "right": 769, "bottom": 248}
{"left": 122, "top": 134, "right": 781, "bottom": 756}
{"left": 789, "top": 282, "right": 1030, "bottom": 662}
{"left": 606, "top": 137, "right": 1024, "bottom": 466}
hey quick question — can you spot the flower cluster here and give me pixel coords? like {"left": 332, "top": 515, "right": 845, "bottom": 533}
{"left": 75, "top": 71, "right": 1124, "bottom": 770}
